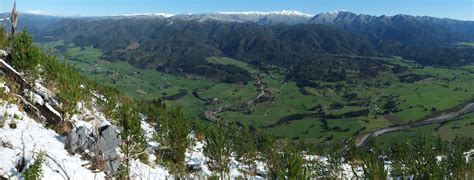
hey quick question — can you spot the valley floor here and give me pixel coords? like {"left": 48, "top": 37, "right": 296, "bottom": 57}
{"left": 42, "top": 40, "right": 474, "bottom": 145}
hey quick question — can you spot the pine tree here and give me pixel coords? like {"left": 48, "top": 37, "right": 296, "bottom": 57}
{"left": 326, "top": 142, "right": 344, "bottom": 178}
{"left": 11, "top": 29, "right": 41, "bottom": 76}
{"left": 411, "top": 135, "right": 442, "bottom": 179}
{"left": 280, "top": 146, "right": 306, "bottom": 179}
{"left": 359, "top": 146, "right": 387, "bottom": 180}
{"left": 23, "top": 152, "right": 45, "bottom": 180}
{"left": 192, "top": 119, "right": 206, "bottom": 141}
{"left": 117, "top": 97, "right": 147, "bottom": 179}
{"left": 255, "top": 128, "right": 274, "bottom": 161}
{"left": 267, "top": 146, "right": 282, "bottom": 178}
{"left": 388, "top": 140, "right": 413, "bottom": 177}
{"left": 446, "top": 137, "right": 472, "bottom": 178}
{"left": 231, "top": 124, "right": 258, "bottom": 177}
{"left": 155, "top": 108, "right": 193, "bottom": 176}
{"left": 204, "top": 123, "right": 233, "bottom": 179}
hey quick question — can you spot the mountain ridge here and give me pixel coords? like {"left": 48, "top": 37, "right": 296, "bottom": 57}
{"left": 13, "top": 11, "right": 474, "bottom": 46}
{"left": 8, "top": 10, "right": 473, "bottom": 22}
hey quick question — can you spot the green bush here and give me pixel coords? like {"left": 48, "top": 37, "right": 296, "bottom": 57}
{"left": 12, "top": 29, "right": 42, "bottom": 76}
{"left": 23, "top": 152, "right": 45, "bottom": 180}
{"left": 192, "top": 119, "right": 206, "bottom": 141}
{"left": 0, "top": 27, "right": 9, "bottom": 49}
{"left": 94, "top": 85, "right": 121, "bottom": 119}
{"left": 41, "top": 52, "right": 90, "bottom": 117}
{"left": 387, "top": 135, "right": 474, "bottom": 178}
{"left": 11, "top": 30, "right": 93, "bottom": 116}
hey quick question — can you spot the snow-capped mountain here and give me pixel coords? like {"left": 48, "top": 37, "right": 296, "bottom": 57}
{"left": 216, "top": 10, "right": 313, "bottom": 17}
{"left": 309, "top": 11, "right": 379, "bottom": 25}
{"left": 99, "top": 10, "right": 314, "bottom": 24}
{"left": 111, "top": 13, "right": 175, "bottom": 18}
{"left": 171, "top": 10, "right": 314, "bottom": 25}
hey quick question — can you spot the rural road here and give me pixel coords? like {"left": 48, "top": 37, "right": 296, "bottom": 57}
{"left": 205, "top": 74, "right": 268, "bottom": 123}
{"left": 246, "top": 74, "right": 267, "bottom": 108}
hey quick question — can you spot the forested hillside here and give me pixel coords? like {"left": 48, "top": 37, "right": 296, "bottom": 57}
{"left": 29, "top": 13, "right": 474, "bottom": 74}
{"left": 38, "top": 19, "right": 377, "bottom": 81}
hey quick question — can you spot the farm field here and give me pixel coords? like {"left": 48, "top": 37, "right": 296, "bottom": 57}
{"left": 41, "top": 40, "right": 474, "bottom": 144}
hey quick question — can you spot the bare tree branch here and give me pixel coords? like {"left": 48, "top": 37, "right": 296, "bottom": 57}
{"left": 81, "top": 150, "right": 147, "bottom": 167}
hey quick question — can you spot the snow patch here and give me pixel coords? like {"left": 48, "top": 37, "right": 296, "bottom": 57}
{"left": 70, "top": 101, "right": 111, "bottom": 130}
{"left": 218, "top": 10, "right": 314, "bottom": 17}
{"left": 129, "top": 159, "right": 170, "bottom": 180}
{"left": 0, "top": 100, "right": 105, "bottom": 179}
{"left": 112, "top": 13, "right": 175, "bottom": 18}
{"left": 45, "top": 103, "right": 61, "bottom": 118}
{"left": 24, "top": 90, "right": 44, "bottom": 105}
{"left": 34, "top": 82, "right": 54, "bottom": 101}
{"left": 140, "top": 117, "right": 159, "bottom": 149}
{"left": 229, "top": 157, "right": 245, "bottom": 178}
{"left": 0, "top": 59, "right": 22, "bottom": 78}
{"left": 185, "top": 141, "right": 212, "bottom": 177}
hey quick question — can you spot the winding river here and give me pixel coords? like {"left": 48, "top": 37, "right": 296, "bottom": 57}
{"left": 356, "top": 102, "right": 474, "bottom": 146}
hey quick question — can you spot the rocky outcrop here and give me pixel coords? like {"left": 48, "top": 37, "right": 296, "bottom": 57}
{"left": 66, "top": 126, "right": 93, "bottom": 153}
{"left": 66, "top": 125, "right": 121, "bottom": 174}
{"left": 98, "top": 125, "right": 121, "bottom": 173}
{"left": 0, "top": 53, "right": 62, "bottom": 125}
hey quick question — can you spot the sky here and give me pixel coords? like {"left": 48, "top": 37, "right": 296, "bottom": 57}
{"left": 0, "top": 0, "right": 472, "bottom": 20}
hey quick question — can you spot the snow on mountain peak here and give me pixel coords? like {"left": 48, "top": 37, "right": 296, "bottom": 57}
{"left": 217, "top": 10, "right": 314, "bottom": 17}
{"left": 25, "top": 10, "right": 53, "bottom": 15}
{"left": 331, "top": 10, "right": 349, "bottom": 14}
{"left": 112, "top": 13, "right": 175, "bottom": 17}
{"left": 153, "top": 13, "right": 176, "bottom": 17}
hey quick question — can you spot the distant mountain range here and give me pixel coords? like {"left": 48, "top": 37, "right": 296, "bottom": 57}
{"left": 4, "top": 10, "right": 474, "bottom": 81}
{"left": 169, "top": 10, "right": 313, "bottom": 25}
{"left": 10, "top": 10, "right": 473, "bottom": 24}
{"left": 9, "top": 10, "right": 474, "bottom": 47}
{"left": 309, "top": 11, "right": 474, "bottom": 47}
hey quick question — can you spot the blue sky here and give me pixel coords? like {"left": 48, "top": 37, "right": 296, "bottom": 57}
{"left": 0, "top": 0, "right": 472, "bottom": 20}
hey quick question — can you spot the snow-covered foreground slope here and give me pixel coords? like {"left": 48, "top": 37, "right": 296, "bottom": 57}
{"left": 0, "top": 94, "right": 171, "bottom": 179}
{"left": 0, "top": 100, "right": 106, "bottom": 179}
